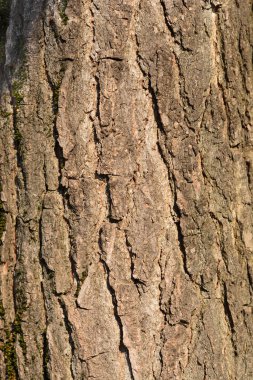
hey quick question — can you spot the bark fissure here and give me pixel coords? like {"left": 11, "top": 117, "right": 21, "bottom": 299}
{"left": 148, "top": 74, "right": 193, "bottom": 281}
{"left": 1, "top": 0, "right": 253, "bottom": 377}
{"left": 99, "top": 258, "right": 135, "bottom": 380}
{"left": 42, "top": 21, "right": 66, "bottom": 189}
{"left": 173, "top": 205, "right": 193, "bottom": 280}
{"left": 223, "top": 282, "right": 238, "bottom": 358}
{"left": 157, "top": 250, "right": 166, "bottom": 379}
{"left": 125, "top": 232, "right": 146, "bottom": 294}
{"left": 58, "top": 298, "right": 75, "bottom": 380}
{"left": 160, "top": 0, "right": 193, "bottom": 52}
{"left": 42, "top": 331, "right": 50, "bottom": 380}
{"left": 246, "top": 263, "right": 253, "bottom": 291}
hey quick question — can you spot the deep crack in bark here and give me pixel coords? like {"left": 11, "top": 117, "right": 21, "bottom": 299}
{"left": 99, "top": 257, "right": 135, "bottom": 380}
{"left": 58, "top": 298, "right": 75, "bottom": 379}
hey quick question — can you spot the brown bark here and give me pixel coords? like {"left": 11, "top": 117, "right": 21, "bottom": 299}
{"left": 0, "top": 0, "right": 253, "bottom": 379}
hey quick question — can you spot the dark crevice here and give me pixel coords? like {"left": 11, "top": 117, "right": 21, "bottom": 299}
{"left": 63, "top": 213, "right": 80, "bottom": 293}
{"left": 203, "top": 362, "right": 207, "bottom": 380}
{"left": 42, "top": 23, "right": 66, "bottom": 190}
{"left": 209, "top": 212, "right": 230, "bottom": 273}
{"left": 179, "top": 319, "right": 190, "bottom": 327}
{"left": 200, "top": 275, "right": 209, "bottom": 293}
{"left": 58, "top": 298, "right": 75, "bottom": 380}
{"left": 160, "top": 0, "right": 177, "bottom": 40}
{"left": 99, "top": 56, "right": 124, "bottom": 62}
{"left": 136, "top": 44, "right": 169, "bottom": 169}
{"left": 93, "top": 120, "right": 101, "bottom": 146}
{"left": 93, "top": 74, "right": 103, "bottom": 151}
{"left": 147, "top": 76, "right": 172, "bottom": 168}
{"left": 247, "top": 263, "right": 253, "bottom": 291}
{"left": 223, "top": 283, "right": 235, "bottom": 332}
{"left": 0, "top": 181, "right": 7, "bottom": 243}
{"left": 157, "top": 252, "right": 166, "bottom": 379}
{"left": 95, "top": 172, "right": 120, "bottom": 223}
{"left": 43, "top": 74, "right": 67, "bottom": 200}
{"left": 49, "top": 77, "right": 66, "bottom": 194}
{"left": 43, "top": 21, "right": 79, "bottom": 289}
{"left": 13, "top": 108, "right": 24, "bottom": 169}
{"left": 160, "top": 0, "right": 193, "bottom": 52}
{"left": 95, "top": 75, "right": 101, "bottom": 121}
{"left": 98, "top": 227, "right": 104, "bottom": 255}
{"left": 147, "top": 77, "right": 166, "bottom": 136}
{"left": 49, "top": 18, "right": 66, "bottom": 43}
{"left": 43, "top": 157, "right": 48, "bottom": 192}
{"left": 0, "top": 0, "right": 11, "bottom": 70}
{"left": 173, "top": 195, "right": 192, "bottom": 280}
{"left": 223, "top": 282, "right": 238, "bottom": 357}
{"left": 209, "top": 1, "right": 222, "bottom": 13}
{"left": 175, "top": 219, "right": 191, "bottom": 279}
{"left": 42, "top": 331, "right": 50, "bottom": 380}
{"left": 69, "top": 255, "right": 79, "bottom": 294}
{"left": 125, "top": 233, "right": 146, "bottom": 295}
{"left": 38, "top": 209, "right": 59, "bottom": 298}
{"left": 146, "top": 69, "right": 193, "bottom": 282}
{"left": 99, "top": 257, "right": 135, "bottom": 380}
{"left": 40, "top": 276, "right": 50, "bottom": 380}
{"left": 157, "top": 138, "right": 170, "bottom": 167}
{"left": 246, "top": 160, "right": 251, "bottom": 187}
{"left": 53, "top": 124, "right": 66, "bottom": 182}
{"left": 158, "top": 342, "right": 164, "bottom": 379}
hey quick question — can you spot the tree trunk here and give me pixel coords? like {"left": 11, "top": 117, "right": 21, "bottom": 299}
{"left": 0, "top": 0, "right": 253, "bottom": 379}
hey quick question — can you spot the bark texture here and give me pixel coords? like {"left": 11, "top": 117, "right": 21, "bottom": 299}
{"left": 0, "top": 0, "right": 253, "bottom": 379}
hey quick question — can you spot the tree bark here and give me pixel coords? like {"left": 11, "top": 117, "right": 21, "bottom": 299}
{"left": 0, "top": 0, "right": 253, "bottom": 379}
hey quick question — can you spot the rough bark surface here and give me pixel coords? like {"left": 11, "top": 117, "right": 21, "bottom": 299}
{"left": 0, "top": 0, "right": 253, "bottom": 379}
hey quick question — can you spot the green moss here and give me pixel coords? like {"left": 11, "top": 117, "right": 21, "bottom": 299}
{"left": 2, "top": 329, "right": 18, "bottom": 380}
{"left": 43, "top": 123, "right": 53, "bottom": 138}
{"left": 12, "top": 268, "right": 28, "bottom": 358}
{"left": 0, "top": 299, "right": 5, "bottom": 319}
{"left": 0, "top": 295, "right": 27, "bottom": 377}
{"left": 59, "top": 0, "right": 68, "bottom": 25}
{"left": 13, "top": 124, "right": 23, "bottom": 164}
{"left": 11, "top": 69, "right": 27, "bottom": 158}
{"left": 0, "top": 107, "right": 11, "bottom": 118}
{"left": 12, "top": 80, "right": 24, "bottom": 108}
{"left": 13, "top": 314, "right": 26, "bottom": 357}
{"left": 14, "top": 282, "right": 28, "bottom": 315}
{"left": 12, "top": 68, "right": 27, "bottom": 107}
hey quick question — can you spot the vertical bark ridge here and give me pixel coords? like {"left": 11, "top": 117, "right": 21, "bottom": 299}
{"left": 0, "top": 0, "right": 253, "bottom": 379}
